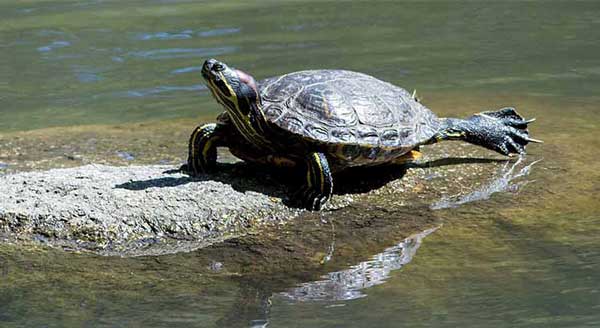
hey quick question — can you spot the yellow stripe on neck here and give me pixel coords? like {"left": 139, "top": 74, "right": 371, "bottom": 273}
{"left": 213, "top": 73, "right": 270, "bottom": 149}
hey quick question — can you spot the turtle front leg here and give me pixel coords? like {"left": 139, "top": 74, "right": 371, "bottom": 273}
{"left": 298, "top": 152, "right": 334, "bottom": 211}
{"left": 182, "top": 123, "right": 225, "bottom": 176}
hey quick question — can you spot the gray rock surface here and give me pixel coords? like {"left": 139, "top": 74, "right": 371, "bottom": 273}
{"left": 0, "top": 144, "right": 538, "bottom": 256}
{"left": 0, "top": 164, "right": 301, "bottom": 255}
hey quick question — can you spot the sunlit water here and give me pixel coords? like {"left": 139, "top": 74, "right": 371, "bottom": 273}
{"left": 1, "top": 1, "right": 599, "bottom": 327}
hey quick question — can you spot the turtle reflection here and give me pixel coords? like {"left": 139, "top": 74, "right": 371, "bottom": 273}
{"left": 431, "top": 156, "right": 540, "bottom": 210}
{"left": 278, "top": 227, "right": 438, "bottom": 302}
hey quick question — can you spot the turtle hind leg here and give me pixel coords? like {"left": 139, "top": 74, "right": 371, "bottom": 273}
{"left": 433, "top": 107, "right": 542, "bottom": 156}
{"left": 297, "top": 152, "right": 333, "bottom": 211}
{"left": 182, "top": 123, "right": 223, "bottom": 176}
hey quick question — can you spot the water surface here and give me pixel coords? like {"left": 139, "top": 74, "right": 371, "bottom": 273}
{"left": 1, "top": 1, "right": 599, "bottom": 327}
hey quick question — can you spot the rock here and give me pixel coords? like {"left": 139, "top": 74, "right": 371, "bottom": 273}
{"left": 0, "top": 164, "right": 299, "bottom": 255}
{"left": 0, "top": 146, "right": 539, "bottom": 257}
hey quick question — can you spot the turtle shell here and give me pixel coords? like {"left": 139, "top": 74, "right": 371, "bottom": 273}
{"left": 259, "top": 70, "right": 441, "bottom": 149}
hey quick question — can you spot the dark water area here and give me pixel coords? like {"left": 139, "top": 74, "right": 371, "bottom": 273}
{"left": 1, "top": 1, "right": 599, "bottom": 327}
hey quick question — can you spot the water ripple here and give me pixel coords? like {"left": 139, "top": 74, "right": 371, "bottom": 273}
{"left": 257, "top": 42, "right": 319, "bottom": 50}
{"left": 134, "top": 27, "right": 239, "bottom": 41}
{"left": 36, "top": 29, "right": 67, "bottom": 37}
{"left": 136, "top": 31, "right": 193, "bottom": 41}
{"left": 170, "top": 66, "right": 203, "bottom": 74}
{"left": 197, "top": 27, "right": 240, "bottom": 37}
{"left": 72, "top": 66, "right": 103, "bottom": 83}
{"left": 119, "top": 84, "right": 207, "bottom": 98}
{"left": 127, "top": 46, "right": 237, "bottom": 60}
{"left": 37, "top": 40, "right": 71, "bottom": 52}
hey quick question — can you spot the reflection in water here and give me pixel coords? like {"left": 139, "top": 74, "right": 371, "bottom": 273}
{"left": 431, "top": 156, "right": 540, "bottom": 210}
{"left": 278, "top": 227, "right": 438, "bottom": 303}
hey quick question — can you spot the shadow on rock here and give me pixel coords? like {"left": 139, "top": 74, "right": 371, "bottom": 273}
{"left": 334, "top": 157, "right": 506, "bottom": 195}
{"left": 114, "top": 176, "right": 195, "bottom": 190}
{"left": 115, "top": 157, "right": 510, "bottom": 206}
{"left": 114, "top": 162, "right": 295, "bottom": 204}
{"left": 408, "top": 156, "right": 507, "bottom": 168}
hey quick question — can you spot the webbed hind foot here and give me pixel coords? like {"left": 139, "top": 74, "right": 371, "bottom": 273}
{"left": 473, "top": 107, "right": 542, "bottom": 155}
{"left": 435, "top": 107, "right": 542, "bottom": 156}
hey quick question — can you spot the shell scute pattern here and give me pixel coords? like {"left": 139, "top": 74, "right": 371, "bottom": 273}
{"left": 260, "top": 76, "right": 303, "bottom": 103}
{"left": 352, "top": 93, "right": 395, "bottom": 128}
{"left": 259, "top": 69, "right": 440, "bottom": 149}
{"left": 278, "top": 114, "right": 304, "bottom": 136}
{"left": 330, "top": 128, "right": 357, "bottom": 143}
{"left": 382, "top": 91, "right": 415, "bottom": 124}
{"left": 381, "top": 129, "right": 400, "bottom": 147}
{"left": 355, "top": 125, "right": 379, "bottom": 145}
{"left": 305, "top": 123, "right": 329, "bottom": 141}
{"left": 292, "top": 81, "right": 358, "bottom": 128}
{"left": 263, "top": 104, "right": 284, "bottom": 121}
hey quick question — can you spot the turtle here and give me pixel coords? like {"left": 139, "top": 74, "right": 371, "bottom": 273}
{"left": 182, "top": 58, "right": 541, "bottom": 210}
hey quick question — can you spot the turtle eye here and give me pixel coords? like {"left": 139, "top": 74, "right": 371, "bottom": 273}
{"left": 212, "top": 62, "right": 224, "bottom": 72}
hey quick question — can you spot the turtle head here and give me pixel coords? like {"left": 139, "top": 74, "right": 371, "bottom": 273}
{"left": 202, "top": 59, "right": 260, "bottom": 119}
{"left": 201, "top": 58, "right": 270, "bottom": 147}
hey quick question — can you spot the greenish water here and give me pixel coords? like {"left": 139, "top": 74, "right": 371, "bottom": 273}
{"left": 1, "top": 1, "right": 599, "bottom": 327}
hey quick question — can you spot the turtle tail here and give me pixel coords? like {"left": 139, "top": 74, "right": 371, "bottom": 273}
{"left": 431, "top": 107, "right": 542, "bottom": 156}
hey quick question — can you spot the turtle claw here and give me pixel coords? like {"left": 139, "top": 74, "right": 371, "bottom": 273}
{"left": 293, "top": 186, "right": 326, "bottom": 211}
{"left": 295, "top": 152, "right": 333, "bottom": 211}
{"left": 527, "top": 137, "right": 544, "bottom": 144}
{"left": 179, "top": 164, "right": 188, "bottom": 172}
{"left": 464, "top": 107, "right": 540, "bottom": 156}
{"left": 411, "top": 89, "right": 421, "bottom": 102}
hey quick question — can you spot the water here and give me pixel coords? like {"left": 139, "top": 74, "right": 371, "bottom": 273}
{"left": 1, "top": 1, "right": 599, "bottom": 327}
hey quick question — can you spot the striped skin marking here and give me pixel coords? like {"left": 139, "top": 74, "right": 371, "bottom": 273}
{"left": 306, "top": 160, "right": 313, "bottom": 189}
{"left": 206, "top": 72, "right": 271, "bottom": 151}
{"left": 313, "top": 153, "right": 325, "bottom": 194}
{"left": 442, "top": 132, "right": 464, "bottom": 140}
{"left": 206, "top": 77, "right": 255, "bottom": 141}
{"left": 187, "top": 123, "right": 219, "bottom": 175}
{"left": 188, "top": 125, "right": 207, "bottom": 174}
{"left": 433, "top": 128, "right": 466, "bottom": 142}
{"left": 202, "top": 139, "right": 215, "bottom": 166}
{"left": 301, "top": 152, "right": 333, "bottom": 210}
